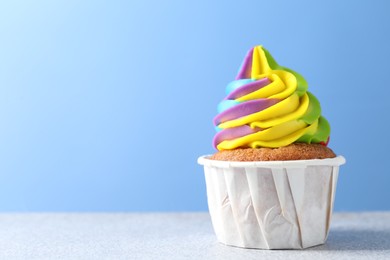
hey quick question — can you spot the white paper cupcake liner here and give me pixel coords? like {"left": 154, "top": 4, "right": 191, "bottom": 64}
{"left": 198, "top": 155, "right": 346, "bottom": 249}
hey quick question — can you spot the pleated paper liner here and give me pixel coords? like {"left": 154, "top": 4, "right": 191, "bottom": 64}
{"left": 198, "top": 155, "right": 346, "bottom": 249}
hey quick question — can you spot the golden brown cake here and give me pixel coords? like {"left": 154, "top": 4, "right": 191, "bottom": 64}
{"left": 210, "top": 143, "right": 336, "bottom": 161}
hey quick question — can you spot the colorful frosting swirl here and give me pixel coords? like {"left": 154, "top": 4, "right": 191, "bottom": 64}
{"left": 213, "top": 46, "right": 330, "bottom": 150}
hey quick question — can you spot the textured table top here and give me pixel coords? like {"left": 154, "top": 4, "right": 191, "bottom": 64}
{"left": 0, "top": 212, "right": 389, "bottom": 259}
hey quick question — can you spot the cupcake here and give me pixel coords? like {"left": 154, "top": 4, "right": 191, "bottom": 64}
{"left": 198, "top": 46, "right": 345, "bottom": 249}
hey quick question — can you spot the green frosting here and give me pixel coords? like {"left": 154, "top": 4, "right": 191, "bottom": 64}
{"left": 264, "top": 47, "right": 330, "bottom": 145}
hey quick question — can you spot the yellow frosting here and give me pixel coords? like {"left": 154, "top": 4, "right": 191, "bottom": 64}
{"left": 214, "top": 46, "right": 330, "bottom": 150}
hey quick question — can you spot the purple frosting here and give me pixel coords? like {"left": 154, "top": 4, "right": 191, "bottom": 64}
{"left": 235, "top": 47, "right": 254, "bottom": 80}
{"left": 213, "top": 98, "right": 279, "bottom": 126}
{"left": 213, "top": 125, "right": 262, "bottom": 148}
{"left": 225, "top": 77, "right": 271, "bottom": 100}
{"left": 213, "top": 47, "right": 280, "bottom": 148}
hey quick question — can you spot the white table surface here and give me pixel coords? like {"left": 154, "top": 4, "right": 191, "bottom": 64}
{"left": 0, "top": 212, "right": 389, "bottom": 259}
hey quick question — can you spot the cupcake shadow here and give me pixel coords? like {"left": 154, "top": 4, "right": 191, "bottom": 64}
{"left": 309, "top": 229, "right": 390, "bottom": 251}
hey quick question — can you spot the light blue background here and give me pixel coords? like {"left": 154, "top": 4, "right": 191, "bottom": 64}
{"left": 1, "top": 1, "right": 389, "bottom": 211}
